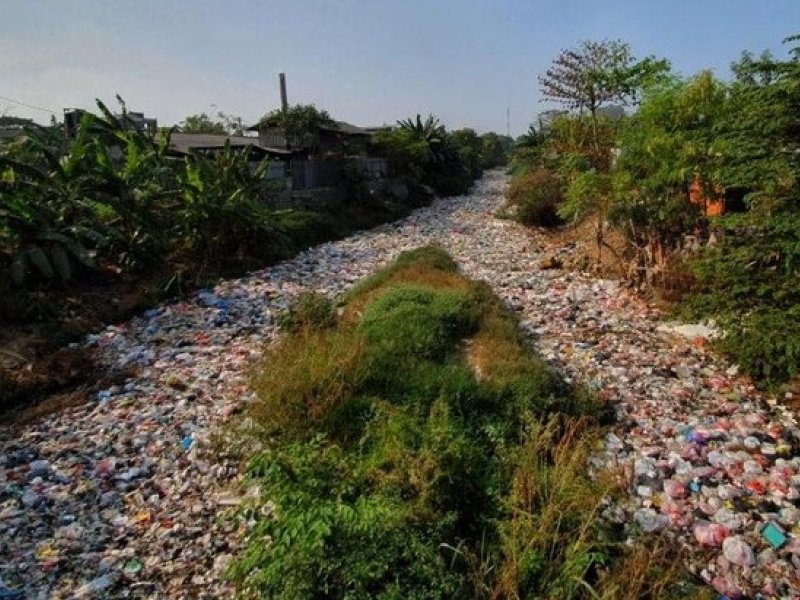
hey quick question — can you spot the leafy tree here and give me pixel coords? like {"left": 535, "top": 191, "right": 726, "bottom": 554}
{"left": 722, "top": 41, "right": 800, "bottom": 200}
{"left": 612, "top": 72, "right": 728, "bottom": 255}
{"left": 538, "top": 40, "right": 670, "bottom": 263}
{"left": 394, "top": 114, "right": 473, "bottom": 195}
{"left": 683, "top": 37, "right": 800, "bottom": 386}
{"left": 374, "top": 114, "right": 474, "bottom": 196}
{"left": 256, "top": 104, "right": 334, "bottom": 154}
{"left": 180, "top": 113, "right": 225, "bottom": 134}
{"left": 450, "top": 127, "right": 483, "bottom": 178}
{"left": 180, "top": 111, "right": 244, "bottom": 135}
{"left": 479, "top": 132, "right": 509, "bottom": 169}
{"left": 539, "top": 39, "right": 670, "bottom": 122}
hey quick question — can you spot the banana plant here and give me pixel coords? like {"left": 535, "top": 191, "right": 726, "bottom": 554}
{"left": 0, "top": 116, "right": 102, "bottom": 284}
{"left": 177, "top": 142, "right": 278, "bottom": 259}
{"left": 83, "top": 101, "right": 180, "bottom": 270}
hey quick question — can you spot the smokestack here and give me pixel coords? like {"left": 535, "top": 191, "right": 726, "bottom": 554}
{"left": 279, "top": 73, "right": 288, "bottom": 112}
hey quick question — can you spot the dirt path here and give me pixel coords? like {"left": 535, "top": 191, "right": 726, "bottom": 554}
{"left": 1, "top": 171, "right": 797, "bottom": 598}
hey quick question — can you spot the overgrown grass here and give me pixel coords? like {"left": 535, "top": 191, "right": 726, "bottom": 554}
{"left": 231, "top": 246, "right": 696, "bottom": 598}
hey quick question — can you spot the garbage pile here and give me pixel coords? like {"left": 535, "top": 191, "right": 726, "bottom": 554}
{"left": 1, "top": 170, "right": 798, "bottom": 598}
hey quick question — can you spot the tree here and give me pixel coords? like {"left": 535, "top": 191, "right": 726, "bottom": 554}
{"left": 539, "top": 40, "right": 669, "bottom": 120}
{"left": 684, "top": 36, "right": 800, "bottom": 385}
{"left": 256, "top": 104, "right": 334, "bottom": 154}
{"left": 479, "top": 132, "right": 508, "bottom": 169}
{"left": 722, "top": 41, "right": 800, "bottom": 201}
{"left": 538, "top": 40, "right": 670, "bottom": 264}
{"left": 373, "top": 115, "right": 476, "bottom": 196}
{"left": 180, "top": 111, "right": 244, "bottom": 135}
{"left": 450, "top": 128, "right": 482, "bottom": 178}
{"left": 610, "top": 73, "right": 726, "bottom": 271}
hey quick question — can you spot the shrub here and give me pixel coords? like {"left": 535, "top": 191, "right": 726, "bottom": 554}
{"left": 359, "top": 284, "right": 477, "bottom": 359}
{"left": 506, "top": 167, "right": 564, "bottom": 227}
{"left": 716, "top": 307, "right": 800, "bottom": 386}
{"left": 683, "top": 210, "right": 800, "bottom": 386}
{"left": 249, "top": 327, "right": 368, "bottom": 441}
{"left": 277, "top": 291, "right": 337, "bottom": 331}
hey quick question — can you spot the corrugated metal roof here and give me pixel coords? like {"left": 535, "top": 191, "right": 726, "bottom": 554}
{"left": 167, "top": 133, "right": 292, "bottom": 156}
{"left": 319, "top": 121, "right": 372, "bottom": 136}
{"left": 247, "top": 118, "right": 372, "bottom": 136}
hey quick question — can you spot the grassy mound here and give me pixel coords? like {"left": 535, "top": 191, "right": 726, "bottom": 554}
{"left": 231, "top": 246, "right": 698, "bottom": 599}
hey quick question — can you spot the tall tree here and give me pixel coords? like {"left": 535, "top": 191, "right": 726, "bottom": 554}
{"left": 539, "top": 40, "right": 669, "bottom": 121}
{"left": 612, "top": 72, "right": 727, "bottom": 256}
{"left": 539, "top": 40, "right": 670, "bottom": 264}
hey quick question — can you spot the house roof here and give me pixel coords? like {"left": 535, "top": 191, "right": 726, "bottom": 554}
{"left": 167, "top": 133, "right": 292, "bottom": 156}
{"left": 247, "top": 118, "right": 372, "bottom": 137}
{"left": 362, "top": 125, "right": 393, "bottom": 134}
{"left": 320, "top": 121, "right": 372, "bottom": 136}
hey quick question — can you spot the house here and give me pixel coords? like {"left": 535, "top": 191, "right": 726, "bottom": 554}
{"left": 689, "top": 176, "right": 725, "bottom": 217}
{"left": 246, "top": 116, "right": 373, "bottom": 157}
{"left": 63, "top": 108, "right": 158, "bottom": 136}
{"left": 247, "top": 113, "right": 386, "bottom": 190}
{"left": 123, "top": 112, "right": 158, "bottom": 133}
{"left": 0, "top": 116, "right": 33, "bottom": 145}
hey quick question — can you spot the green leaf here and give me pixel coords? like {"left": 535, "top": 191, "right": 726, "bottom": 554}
{"left": 26, "top": 245, "right": 54, "bottom": 279}
{"left": 11, "top": 252, "right": 27, "bottom": 285}
{"left": 50, "top": 244, "right": 73, "bottom": 281}
{"left": 38, "top": 232, "right": 96, "bottom": 268}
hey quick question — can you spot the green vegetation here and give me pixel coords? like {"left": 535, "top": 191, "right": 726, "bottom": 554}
{"left": 0, "top": 99, "right": 427, "bottom": 328}
{"left": 374, "top": 115, "right": 512, "bottom": 197}
{"left": 509, "top": 36, "right": 800, "bottom": 387}
{"left": 231, "top": 246, "right": 694, "bottom": 599}
{"left": 253, "top": 104, "right": 336, "bottom": 154}
{"left": 179, "top": 111, "right": 245, "bottom": 135}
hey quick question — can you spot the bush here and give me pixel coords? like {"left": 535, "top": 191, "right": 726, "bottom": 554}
{"left": 359, "top": 284, "right": 477, "bottom": 359}
{"left": 717, "top": 307, "right": 800, "bottom": 386}
{"left": 506, "top": 167, "right": 564, "bottom": 227}
{"left": 683, "top": 210, "right": 800, "bottom": 386}
{"left": 277, "top": 291, "right": 337, "bottom": 331}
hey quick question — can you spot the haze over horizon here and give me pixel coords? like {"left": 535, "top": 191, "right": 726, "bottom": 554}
{"left": 2, "top": 0, "right": 799, "bottom": 135}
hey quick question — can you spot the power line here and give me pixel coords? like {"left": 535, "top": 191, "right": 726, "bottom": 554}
{"left": 0, "top": 95, "right": 58, "bottom": 115}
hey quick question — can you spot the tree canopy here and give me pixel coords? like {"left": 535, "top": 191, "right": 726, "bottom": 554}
{"left": 539, "top": 39, "right": 670, "bottom": 117}
{"left": 179, "top": 111, "right": 244, "bottom": 135}
{"left": 256, "top": 104, "right": 335, "bottom": 152}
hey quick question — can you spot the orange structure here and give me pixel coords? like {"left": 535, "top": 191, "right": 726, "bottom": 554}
{"left": 689, "top": 176, "right": 725, "bottom": 217}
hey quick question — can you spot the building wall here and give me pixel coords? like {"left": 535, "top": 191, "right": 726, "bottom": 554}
{"left": 689, "top": 176, "right": 725, "bottom": 217}
{"left": 258, "top": 128, "right": 288, "bottom": 148}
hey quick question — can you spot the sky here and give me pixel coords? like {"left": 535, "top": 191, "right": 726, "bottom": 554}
{"left": 1, "top": 1, "right": 799, "bottom": 136}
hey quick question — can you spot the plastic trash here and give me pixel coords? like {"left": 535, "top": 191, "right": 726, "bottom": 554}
{"left": 123, "top": 558, "right": 143, "bottom": 576}
{"left": 722, "top": 536, "right": 755, "bottom": 566}
{"left": 663, "top": 479, "right": 687, "bottom": 499}
{"left": 3, "top": 172, "right": 800, "bottom": 597}
{"left": 693, "top": 520, "right": 730, "bottom": 547}
{"left": 634, "top": 508, "right": 669, "bottom": 532}
{"left": 0, "top": 578, "right": 24, "bottom": 600}
{"left": 760, "top": 521, "right": 788, "bottom": 549}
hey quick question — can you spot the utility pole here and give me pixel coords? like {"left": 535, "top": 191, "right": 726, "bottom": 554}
{"left": 506, "top": 107, "right": 511, "bottom": 138}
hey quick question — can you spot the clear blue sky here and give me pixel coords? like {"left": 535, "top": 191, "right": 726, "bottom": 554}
{"left": 1, "top": 0, "right": 798, "bottom": 135}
